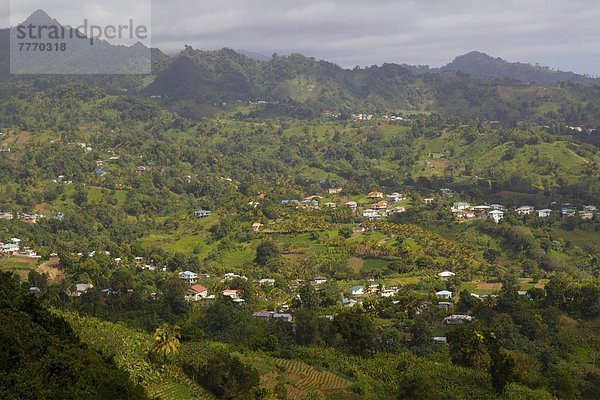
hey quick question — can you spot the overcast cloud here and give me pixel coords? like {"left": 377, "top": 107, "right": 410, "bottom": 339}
{"left": 5, "top": 0, "right": 600, "bottom": 75}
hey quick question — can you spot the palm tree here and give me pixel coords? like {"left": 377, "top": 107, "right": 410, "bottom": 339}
{"left": 151, "top": 323, "right": 181, "bottom": 361}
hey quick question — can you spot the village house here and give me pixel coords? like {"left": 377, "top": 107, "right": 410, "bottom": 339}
{"left": 435, "top": 290, "right": 453, "bottom": 300}
{"left": 179, "top": 271, "right": 198, "bottom": 285}
{"left": 387, "top": 192, "right": 405, "bottom": 202}
{"left": 0, "top": 212, "right": 14, "bottom": 220}
{"left": 423, "top": 198, "right": 434, "bottom": 205}
{"left": 0, "top": 242, "right": 20, "bottom": 255}
{"left": 185, "top": 285, "right": 208, "bottom": 301}
{"left": 371, "top": 200, "right": 388, "bottom": 210}
{"left": 489, "top": 204, "right": 506, "bottom": 211}
{"left": 222, "top": 289, "right": 241, "bottom": 299}
{"left": 313, "top": 276, "right": 328, "bottom": 285}
{"left": 451, "top": 202, "right": 471, "bottom": 212}
{"left": 68, "top": 283, "right": 94, "bottom": 297}
{"left": 488, "top": 210, "right": 504, "bottom": 223}
{"left": 583, "top": 205, "right": 597, "bottom": 212}
{"left": 381, "top": 288, "right": 398, "bottom": 298}
{"left": 194, "top": 209, "right": 211, "bottom": 218}
{"left": 561, "top": 206, "right": 577, "bottom": 218}
{"left": 433, "top": 336, "right": 448, "bottom": 345}
{"left": 349, "top": 285, "right": 365, "bottom": 296}
{"left": 440, "top": 188, "right": 454, "bottom": 196}
{"left": 345, "top": 201, "right": 358, "bottom": 211}
{"left": 323, "top": 202, "right": 337, "bottom": 208}
{"left": 367, "top": 191, "right": 384, "bottom": 200}
{"left": 579, "top": 211, "right": 594, "bottom": 220}
{"left": 362, "top": 209, "right": 382, "bottom": 220}
{"left": 537, "top": 209, "right": 552, "bottom": 218}
{"left": 386, "top": 206, "right": 406, "bottom": 215}
{"left": 135, "top": 166, "right": 147, "bottom": 173}
{"left": 327, "top": 187, "right": 342, "bottom": 194}
{"left": 258, "top": 278, "right": 276, "bottom": 286}
{"left": 516, "top": 206, "right": 535, "bottom": 215}
{"left": 438, "top": 271, "right": 456, "bottom": 280}
{"left": 252, "top": 311, "right": 293, "bottom": 323}
{"left": 252, "top": 222, "right": 263, "bottom": 233}
{"left": 444, "top": 314, "right": 475, "bottom": 325}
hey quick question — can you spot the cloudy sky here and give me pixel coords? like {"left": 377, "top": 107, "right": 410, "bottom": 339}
{"left": 5, "top": 0, "right": 600, "bottom": 75}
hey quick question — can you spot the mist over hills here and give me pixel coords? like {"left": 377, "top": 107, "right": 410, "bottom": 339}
{"left": 1, "top": 10, "right": 600, "bottom": 124}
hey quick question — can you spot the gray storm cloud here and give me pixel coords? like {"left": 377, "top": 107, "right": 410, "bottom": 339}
{"left": 6, "top": 0, "right": 600, "bottom": 75}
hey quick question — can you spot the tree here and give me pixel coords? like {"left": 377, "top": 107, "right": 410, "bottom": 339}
{"left": 188, "top": 350, "right": 260, "bottom": 399}
{"left": 447, "top": 322, "right": 490, "bottom": 368}
{"left": 338, "top": 226, "right": 353, "bottom": 239}
{"left": 255, "top": 240, "right": 280, "bottom": 266}
{"left": 298, "top": 282, "right": 321, "bottom": 309}
{"left": 151, "top": 323, "right": 181, "bottom": 361}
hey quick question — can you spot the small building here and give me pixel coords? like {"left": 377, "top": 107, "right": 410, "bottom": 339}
{"left": 371, "top": 200, "right": 388, "bottom": 210}
{"left": 433, "top": 336, "right": 448, "bottom": 345}
{"left": 451, "top": 202, "right": 471, "bottom": 212}
{"left": 179, "top": 271, "right": 198, "bottom": 285}
{"left": 362, "top": 209, "right": 382, "bottom": 220}
{"left": 490, "top": 204, "right": 506, "bottom": 211}
{"left": 386, "top": 206, "right": 406, "bottom": 215}
{"left": 438, "top": 271, "right": 456, "bottom": 280}
{"left": 381, "top": 288, "right": 397, "bottom": 298}
{"left": 313, "top": 276, "right": 328, "bottom": 285}
{"left": 387, "top": 192, "right": 405, "bottom": 202}
{"left": 516, "top": 206, "right": 535, "bottom": 215}
{"left": 583, "top": 205, "right": 597, "bottom": 212}
{"left": 435, "top": 290, "right": 453, "bottom": 300}
{"left": 489, "top": 210, "right": 504, "bottom": 223}
{"left": 367, "top": 191, "right": 383, "bottom": 200}
{"left": 438, "top": 301, "right": 453, "bottom": 311}
{"left": 194, "top": 210, "right": 211, "bottom": 218}
{"left": 252, "top": 222, "right": 263, "bottom": 233}
{"left": 349, "top": 285, "right": 365, "bottom": 296}
{"left": 135, "top": 166, "right": 147, "bottom": 173}
{"left": 423, "top": 198, "right": 434, "bottom": 205}
{"left": 68, "top": 283, "right": 94, "bottom": 297}
{"left": 440, "top": 188, "right": 454, "bottom": 196}
{"left": 223, "top": 289, "right": 241, "bottom": 299}
{"left": 185, "top": 285, "right": 208, "bottom": 301}
{"left": 561, "top": 207, "right": 577, "bottom": 218}
{"left": 537, "top": 209, "right": 552, "bottom": 218}
{"left": 345, "top": 201, "right": 358, "bottom": 211}
{"left": 579, "top": 211, "right": 594, "bottom": 220}
{"left": 1, "top": 243, "right": 20, "bottom": 255}
{"left": 444, "top": 314, "right": 474, "bottom": 325}
{"left": 258, "top": 278, "right": 276, "bottom": 286}
{"left": 328, "top": 187, "right": 342, "bottom": 194}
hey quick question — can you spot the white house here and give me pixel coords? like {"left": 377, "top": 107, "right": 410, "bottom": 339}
{"left": 68, "top": 283, "right": 94, "bottom": 297}
{"left": 387, "top": 192, "right": 405, "bottom": 202}
{"left": 489, "top": 210, "right": 504, "bottom": 223}
{"left": 537, "top": 209, "right": 552, "bottom": 218}
{"left": 185, "top": 285, "right": 208, "bottom": 301}
{"left": 179, "top": 271, "right": 198, "bottom": 285}
{"left": 258, "top": 278, "right": 276, "bottom": 286}
{"left": 516, "top": 206, "right": 535, "bottom": 215}
{"left": 451, "top": 202, "right": 471, "bottom": 212}
{"left": 362, "top": 209, "right": 382, "bottom": 220}
{"left": 435, "top": 290, "right": 453, "bottom": 300}
{"left": 438, "top": 271, "right": 456, "bottom": 280}
{"left": 349, "top": 285, "right": 365, "bottom": 296}
{"left": 194, "top": 209, "right": 211, "bottom": 218}
{"left": 345, "top": 201, "right": 358, "bottom": 211}
{"left": 386, "top": 206, "right": 406, "bottom": 215}
{"left": 313, "top": 276, "right": 328, "bottom": 285}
